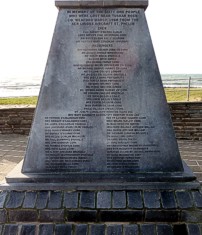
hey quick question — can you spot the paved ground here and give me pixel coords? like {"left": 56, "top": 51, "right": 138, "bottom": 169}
{"left": 0, "top": 134, "right": 202, "bottom": 183}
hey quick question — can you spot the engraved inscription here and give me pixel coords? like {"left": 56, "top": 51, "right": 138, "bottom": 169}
{"left": 44, "top": 9, "right": 160, "bottom": 172}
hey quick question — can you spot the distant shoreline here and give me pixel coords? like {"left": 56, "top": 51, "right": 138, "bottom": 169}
{"left": 0, "top": 87, "right": 201, "bottom": 103}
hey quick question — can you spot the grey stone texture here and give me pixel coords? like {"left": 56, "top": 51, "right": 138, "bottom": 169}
{"left": 39, "top": 224, "right": 54, "bottom": 235}
{"left": 80, "top": 192, "right": 95, "bottom": 209}
{"left": 23, "top": 192, "right": 37, "bottom": 208}
{"left": 39, "top": 209, "right": 64, "bottom": 222}
{"left": 1, "top": 103, "right": 202, "bottom": 141}
{"left": 20, "top": 225, "right": 36, "bottom": 235}
{"left": 48, "top": 191, "right": 62, "bottom": 208}
{"left": 75, "top": 224, "right": 88, "bottom": 235}
{"left": 55, "top": 224, "right": 72, "bottom": 235}
{"left": 161, "top": 191, "right": 177, "bottom": 209}
{"left": 35, "top": 191, "right": 49, "bottom": 209}
{"left": 175, "top": 191, "right": 193, "bottom": 209}
{"left": 21, "top": 2, "right": 189, "bottom": 183}
{"left": 0, "top": 189, "right": 201, "bottom": 224}
{"left": 2, "top": 224, "right": 18, "bottom": 235}
{"left": 124, "top": 225, "right": 139, "bottom": 235}
{"left": 0, "top": 192, "right": 7, "bottom": 208}
{"left": 9, "top": 210, "right": 37, "bottom": 222}
{"left": 97, "top": 191, "right": 111, "bottom": 209}
{"left": 64, "top": 192, "right": 78, "bottom": 208}
{"left": 90, "top": 224, "right": 105, "bottom": 235}
{"left": 141, "top": 224, "right": 155, "bottom": 235}
{"left": 0, "top": 222, "right": 200, "bottom": 234}
{"left": 157, "top": 224, "right": 173, "bottom": 235}
{"left": 113, "top": 191, "right": 126, "bottom": 209}
{"left": 6, "top": 191, "right": 24, "bottom": 208}
{"left": 107, "top": 225, "right": 122, "bottom": 235}
{"left": 144, "top": 191, "right": 161, "bottom": 209}
{"left": 0, "top": 209, "right": 7, "bottom": 223}
{"left": 127, "top": 191, "right": 143, "bottom": 208}
{"left": 192, "top": 191, "right": 202, "bottom": 208}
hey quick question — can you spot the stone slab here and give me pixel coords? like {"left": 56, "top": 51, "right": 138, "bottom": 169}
{"left": 55, "top": 0, "right": 148, "bottom": 9}
{"left": 0, "top": 223, "right": 201, "bottom": 235}
{"left": 1, "top": 161, "right": 199, "bottom": 191}
{"left": 22, "top": 7, "right": 186, "bottom": 179}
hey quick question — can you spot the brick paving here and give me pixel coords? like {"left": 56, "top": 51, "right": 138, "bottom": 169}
{"left": 0, "top": 134, "right": 201, "bottom": 183}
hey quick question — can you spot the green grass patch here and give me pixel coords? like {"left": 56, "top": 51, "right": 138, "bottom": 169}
{"left": 0, "top": 88, "right": 201, "bottom": 105}
{"left": 165, "top": 88, "right": 202, "bottom": 102}
{"left": 0, "top": 96, "right": 38, "bottom": 105}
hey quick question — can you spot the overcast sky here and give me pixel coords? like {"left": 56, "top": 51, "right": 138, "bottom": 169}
{"left": 0, "top": 0, "right": 201, "bottom": 80}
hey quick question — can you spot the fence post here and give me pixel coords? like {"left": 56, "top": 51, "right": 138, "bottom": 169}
{"left": 187, "top": 76, "right": 191, "bottom": 101}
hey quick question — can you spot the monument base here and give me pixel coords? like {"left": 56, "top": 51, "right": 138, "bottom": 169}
{"left": 0, "top": 187, "right": 202, "bottom": 235}
{"left": 0, "top": 161, "right": 200, "bottom": 190}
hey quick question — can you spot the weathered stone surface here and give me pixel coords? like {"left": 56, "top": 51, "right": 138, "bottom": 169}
{"left": 39, "top": 224, "right": 54, "bottom": 235}
{"left": 97, "top": 191, "right": 111, "bottom": 209}
{"left": 90, "top": 224, "right": 105, "bottom": 235}
{"left": 192, "top": 191, "right": 202, "bottom": 208}
{"left": 6, "top": 191, "right": 24, "bottom": 208}
{"left": 9, "top": 210, "right": 37, "bottom": 222}
{"left": 107, "top": 225, "right": 122, "bottom": 235}
{"left": 75, "top": 224, "right": 88, "bottom": 235}
{"left": 181, "top": 210, "right": 202, "bottom": 223}
{"left": 112, "top": 191, "right": 126, "bottom": 209}
{"left": 156, "top": 224, "right": 173, "bottom": 235}
{"left": 35, "top": 191, "right": 49, "bottom": 209}
{"left": 0, "top": 209, "right": 7, "bottom": 223}
{"left": 2, "top": 224, "right": 18, "bottom": 235}
{"left": 141, "top": 224, "right": 155, "bottom": 235}
{"left": 187, "top": 224, "right": 201, "bottom": 235}
{"left": 80, "top": 192, "right": 95, "bottom": 209}
{"left": 0, "top": 191, "right": 7, "bottom": 208}
{"left": 23, "top": 192, "right": 37, "bottom": 208}
{"left": 124, "top": 224, "right": 139, "bottom": 235}
{"left": 48, "top": 191, "right": 62, "bottom": 209}
{"left": 21, "top": 4, "right": 188, "bottom": 184}
{"left": 1, "top": 103, "right": 202, "bottom": 140}
{"left": 55, "top": 224, "right": 72, "bottom": 235}
{"left": 127, "top": 191, "right": 143, "bottom": 208}
{"left": 39, "top": 209, "right": 64, "bottom": 222}
{"left": 63, "top": 192, "right": 78, "bottom": 208}
{"left": 20, "top": 224, "right": 36, "bottom": 235}
{"left": 175, "top": 191, "right": 193, "bottom": 209}
{"left": 144, "top": 191, "right": 160, "bottom": 209}
{"left": 161, "top": 191, "right": 176, "bottom": 209}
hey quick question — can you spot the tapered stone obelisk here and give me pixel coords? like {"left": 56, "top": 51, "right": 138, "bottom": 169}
{"left": 6, "top": 0, "right": 197, "bottom": 188}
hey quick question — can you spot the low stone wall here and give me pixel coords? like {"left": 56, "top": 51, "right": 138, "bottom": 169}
{"left": 0, "top": 102, "right": 201, "bottom": 140}
{"left": 170, "top": 102, "right": 202, "bottom": 140}
{"left": 0, "top": 107, "right": 35, "bottom": 135}
{"left": 0, "top": 189, "right": 202, "bottom": 234}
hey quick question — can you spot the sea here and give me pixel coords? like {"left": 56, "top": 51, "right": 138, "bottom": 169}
{"left": 0, "top": 74, "right": 202, "bottom": 98}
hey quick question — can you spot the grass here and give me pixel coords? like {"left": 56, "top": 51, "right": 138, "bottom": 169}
{"left": 0, "top": 96, "right": 38, "bottom": 105}
{"left": 165, "top": 88, "right": 202, "bottom": 102}
{"left": 0, "top": 88, "right": 201, "bottom": 105}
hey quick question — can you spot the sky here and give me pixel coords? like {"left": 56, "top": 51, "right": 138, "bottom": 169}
{"left": 0, "top": 0, "right": 202, "bottom": 80}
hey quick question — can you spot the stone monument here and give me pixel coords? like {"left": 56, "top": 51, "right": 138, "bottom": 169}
{"left": 0, "top": 1, "right": 202, "bottom": 234}
{"left": 5, "top": 0, "right": 197, "bottom": 188}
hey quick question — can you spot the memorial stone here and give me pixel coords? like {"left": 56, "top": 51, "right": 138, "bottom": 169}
{"left": 0, "top": 1, "right": 201, "bottom": 232}
{"left": 5, "top": 0, "right": 197, "bottom": 187}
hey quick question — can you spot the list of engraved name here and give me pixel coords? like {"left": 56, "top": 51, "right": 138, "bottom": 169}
{"left": 45, "top": 9, "right": 160, "bottom": 171}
